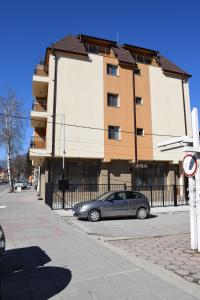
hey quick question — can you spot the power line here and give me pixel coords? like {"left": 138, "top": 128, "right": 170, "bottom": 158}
{"left": 0, "top": 112, "right": 186, "bottom": 138}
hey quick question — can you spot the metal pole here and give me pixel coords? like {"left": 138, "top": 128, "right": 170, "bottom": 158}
{"left": 62, "top": 114, "right": 66, "bottom": 209}
{"left": 189, "top": 176, "right": 197, "bottom": 249}
{"left": 192, "top": 108, "right": 200, "bottom": 251}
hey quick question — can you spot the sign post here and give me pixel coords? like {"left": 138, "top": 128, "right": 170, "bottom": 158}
{"left": 158, "top": 107, "right": 200, "bottom": 251}
{"left": 192, "top": 108, "right": 200, "bottom": 251}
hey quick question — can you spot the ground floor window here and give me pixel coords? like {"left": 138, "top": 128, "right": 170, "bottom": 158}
{"left": 134, "top": 164, "right": 166, "bottom": 186}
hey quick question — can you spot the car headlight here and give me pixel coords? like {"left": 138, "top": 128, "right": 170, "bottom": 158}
{"left": 79, "top": 205, "right": 88, "bottom": 212}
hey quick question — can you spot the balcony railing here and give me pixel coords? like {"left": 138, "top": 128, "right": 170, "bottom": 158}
{"left": 34, "top": 64, "right": 48, "bottom": 76}
{"left": 30, "top": 136, "right": 46, "bottom": 149}
{"left": 32, "top": 99, "right": 47, "bottom": 112}
{"left": 84, "top": 43, "right": 111, "bottom": 55}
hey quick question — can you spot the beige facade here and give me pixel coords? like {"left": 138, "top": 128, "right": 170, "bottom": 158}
{"left": 149, "top": 66, "right": 192, "bottom": 163}
{"left": 30, "top": 34, "right": 192, "bottom": 189}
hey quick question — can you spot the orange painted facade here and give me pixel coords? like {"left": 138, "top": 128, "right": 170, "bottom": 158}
{"left": 103, "top": 55, "right": 135, "bottom": 162}
{"left": 135, "top": 63, "right": 153, "bottom": 161}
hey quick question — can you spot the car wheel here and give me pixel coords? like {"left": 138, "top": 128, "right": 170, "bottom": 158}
{"left": 136, "top": 207, "right": 147, "bottom": 219}
{"left": 88, "top": 209, "right": 101, "bottom": 222}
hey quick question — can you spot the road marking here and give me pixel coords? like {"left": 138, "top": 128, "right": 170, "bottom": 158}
{"left": 0, "top": 206, "right": 6, "bottom": 209}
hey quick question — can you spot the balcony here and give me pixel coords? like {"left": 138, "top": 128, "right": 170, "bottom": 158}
{"left": 32, "top": 99, "right": 47, "bottom": 112}
{"left": 31, "top": 98, "right": 48, "bottom": 128}
{"left": 34, "top": 64, "right": 48, "bottom": 76}
{"left": 30, "top": 136, "right": 46, "bottom": 149}
{"left": 32, "top": 64, "right": 49, "bottom": 98}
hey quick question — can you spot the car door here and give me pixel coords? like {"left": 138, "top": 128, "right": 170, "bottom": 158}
{"left": 103, "top": 192, "right": 129, "bottom": 217}
{"left": 126, "top": 191, "right": 142, "bottom": 215}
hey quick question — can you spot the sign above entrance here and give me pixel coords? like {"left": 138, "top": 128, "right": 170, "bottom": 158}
{"left": 182, "top": 153, "right": 198, "bottom": 177}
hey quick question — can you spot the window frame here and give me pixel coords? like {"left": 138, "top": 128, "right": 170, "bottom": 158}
{"left": 107, "top": 64, "right": 119, "bottom": 76}
{"left": 137, "top": 128, "right": 144, "bottom": 136}
{"left": 135, "top": 96, "right": 143, "bottom": 105}
{"left": 107, "top": 93, "right": 120, "bottom": 107}
{"left": 108, "top": 125, "right": 121, "bottom": 140}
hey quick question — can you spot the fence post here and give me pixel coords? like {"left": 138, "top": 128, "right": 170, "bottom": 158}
{"left": 162, "top": 186, "right": 165, "bottom": 207}
{"left": 150, "top": 186, "right": 153, "bottom": 207}
{"left": 174, "top": 185, "right": 177, "bottom": 206}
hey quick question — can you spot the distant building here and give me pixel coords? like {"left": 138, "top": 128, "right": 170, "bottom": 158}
{"left": 29, "top": 34, "right": 192, "bottom": 199}
{"left": 0, "top": 166, "right": 8, "bottom": 183}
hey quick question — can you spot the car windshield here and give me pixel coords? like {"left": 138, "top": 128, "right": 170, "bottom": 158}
{"left": 96, "top": 192, "right": 113, "bottom": 201}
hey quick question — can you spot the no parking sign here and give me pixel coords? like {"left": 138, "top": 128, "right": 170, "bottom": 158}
{"left": 182, "top": 153, "right": 198, "bottom": 177}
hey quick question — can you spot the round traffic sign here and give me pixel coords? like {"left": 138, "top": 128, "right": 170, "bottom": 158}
{"left": 182, "top": 153, "right": 198, "bottom": 177}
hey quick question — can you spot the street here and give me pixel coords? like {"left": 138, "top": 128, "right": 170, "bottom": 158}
{"left": 0, "top": 183, "right": 9, "bottom": 194}
{"left": 0, "top": 189, "right": 199, "bottom": 300}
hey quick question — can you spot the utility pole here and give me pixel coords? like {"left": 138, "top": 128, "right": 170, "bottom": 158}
{"left": 4, "top": 107, "right": 14, "bottom": 192}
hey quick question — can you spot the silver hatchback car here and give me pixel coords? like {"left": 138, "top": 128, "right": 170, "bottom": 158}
{"left": 73, "top": 190, "right": 150, "bottom": 222}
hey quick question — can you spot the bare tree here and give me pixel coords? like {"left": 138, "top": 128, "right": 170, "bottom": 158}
{"left": 12, "top": 155, "right": 26, "bottom": 179}
{"left": 0, "top": 92, "right": 25, "bottom": 192}
{"left": 12, "top": 153, "right": 32, "bottom": 180}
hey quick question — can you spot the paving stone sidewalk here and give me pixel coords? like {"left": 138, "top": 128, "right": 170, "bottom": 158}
{"left": 0, "top": 190, "right": 199, "bottom": 299}
{"left": 108, "top": 233, "right": 200, "bottom": 286}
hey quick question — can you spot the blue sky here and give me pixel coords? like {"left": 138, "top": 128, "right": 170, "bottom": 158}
{"left": 0, "top": 0, "right": 199, "bottom": 160}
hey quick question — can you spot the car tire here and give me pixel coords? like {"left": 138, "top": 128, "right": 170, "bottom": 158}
{"left": 136, "top": 207, "right": 148, "bottom": 220}
{"left": 88, "top": 209, "right": 101, "bottom": 222}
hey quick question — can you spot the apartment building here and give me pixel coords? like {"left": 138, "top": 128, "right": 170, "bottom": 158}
{"left": 29, "top": 34, "right": 192, "bottom": 198}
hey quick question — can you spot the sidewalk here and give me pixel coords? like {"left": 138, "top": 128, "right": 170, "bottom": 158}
{"left": 0, "top": 190, "right": 199, "bottom": 300}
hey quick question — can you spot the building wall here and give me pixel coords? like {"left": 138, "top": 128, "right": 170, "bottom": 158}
{"left": 149, "top": 66, "right": 192, "bottom": 163}
{"left": 54, "top": 52, "right": 104, "bottom": 159}
{"left": 135, "top": 63, "right": 153, "bottom": 161}
{"left": 103, "top": 56, "right": 135, "bottom": 161}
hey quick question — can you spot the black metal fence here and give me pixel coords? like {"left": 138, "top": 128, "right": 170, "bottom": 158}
{"left": 45, "top": 183, "right": 188, "bottom": 210}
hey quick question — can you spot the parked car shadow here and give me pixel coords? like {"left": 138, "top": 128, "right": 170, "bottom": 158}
{"left": 79, "top": 214, "right": 158, "bottom": 222}
{"left": 0, "top": 246, "right": 71, "bottom": 300}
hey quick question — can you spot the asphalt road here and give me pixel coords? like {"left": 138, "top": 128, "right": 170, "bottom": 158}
{"left": 64, "top": 211, "right": 190, "bottom": 239}
{"left": 0, "top": 184, "right": 9, "bottom": 198}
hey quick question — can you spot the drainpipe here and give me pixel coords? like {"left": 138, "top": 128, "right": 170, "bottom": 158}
{"left": 181, "top": 73, "right": 188, "bottom": 136}
{"left": 132, "top": 67, "right": 138, "bottom": 163}
{"left": 51, "top": 47, "right": 58, "bottom": 182}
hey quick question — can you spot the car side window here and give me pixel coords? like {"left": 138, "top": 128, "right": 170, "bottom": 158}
{"left": 114, "top": 192, "right": 126, "bottom": 200}
{"left": 126, "top": 191, "right": 141, "bottom": 199}
{"left": 107, "top": 193, "right": 115, "bottom": 201}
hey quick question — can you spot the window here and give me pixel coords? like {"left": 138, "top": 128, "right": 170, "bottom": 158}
{"left": 134, "top": 64, "right": 141, "bottom": 75}
{"left": 114, "top": 192, "right": 126, "bottom": 200}
{"left": 108, "top": 126, "right": 120, "bottom": 140}
{"left": 107, "top": 64, "right": 118, "bottom": 76}
{"left": 137, "top": 128, "right": 144, "bottom": 136}
{"left": 135, "top": 97, "right": 143, "bottom": 105}
{"left": 126, "top": 191, "right": 141, "bottom": 199}
{"left": 107, "top": 93, "right": 119, "bottom": 107}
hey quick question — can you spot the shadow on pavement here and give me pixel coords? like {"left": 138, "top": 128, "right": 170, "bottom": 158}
{"left": 0, "top": 246, "right": 71, "bottom": 300}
